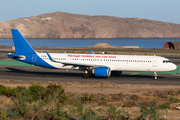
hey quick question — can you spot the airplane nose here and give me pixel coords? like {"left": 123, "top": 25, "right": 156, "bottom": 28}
{"left": 172, "top": 64, "right": 177, "bottom": 71}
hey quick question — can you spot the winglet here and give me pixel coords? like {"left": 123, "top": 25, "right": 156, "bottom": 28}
{"left": 90, "top": 50, "right": 94, "bottom": 54}
{"left": 46, "top": 51, "right": 54, "bottom": 61}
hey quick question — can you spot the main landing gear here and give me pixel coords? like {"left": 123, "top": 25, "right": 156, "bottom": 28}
{"left": 154, "top": 72, "right": 158, "bottom": 80}
{"left": 83, "top": 70, "right": 89, "bottom": 78}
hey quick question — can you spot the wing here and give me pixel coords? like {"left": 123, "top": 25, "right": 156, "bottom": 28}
{"left": 46, "top": 51, "right": 116, "bottom": 70}
{"left": 60, "top": 61, "right": 95, "bottom": 67}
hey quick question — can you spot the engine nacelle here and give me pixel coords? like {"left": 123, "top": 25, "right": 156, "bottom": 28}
{"left": 92, "top": 67, "right": 111, "bottom": 77}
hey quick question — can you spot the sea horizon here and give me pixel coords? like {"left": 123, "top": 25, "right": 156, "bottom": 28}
{"left": 1, "top": 38, "right": 180, "bottom": 48}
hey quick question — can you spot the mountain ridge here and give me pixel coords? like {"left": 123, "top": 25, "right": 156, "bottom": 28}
{"left": 0, "top": 12, "right": 180, "bottom": 39}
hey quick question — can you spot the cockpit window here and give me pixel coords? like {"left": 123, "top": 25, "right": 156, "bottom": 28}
{"left": 163, "top": 60, "right": 171, "bottom": 63}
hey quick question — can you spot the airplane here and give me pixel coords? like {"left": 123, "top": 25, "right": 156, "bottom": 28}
{"left": 8, "top": 29, "right": 177, "bottom": 79}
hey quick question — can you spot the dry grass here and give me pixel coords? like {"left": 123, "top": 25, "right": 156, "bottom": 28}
{"left": 0, "top": 96, "right": 14, "bottom": 110}
{"left": 1, "top": 80, "right": 180, "bottom": 119}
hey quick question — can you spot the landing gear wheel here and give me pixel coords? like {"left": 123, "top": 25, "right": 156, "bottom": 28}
{"left": 154, "top": 72, "right": 158, "bottom": 80}
{"left": 119, "top": 71, "right": 122, "bottom": 75}
{"left": 82, "top": 70, "right": 89, "bottom": 78}
{"left": 83, "top": 74, "right": 89, "bottom": 78}
{"left": 91, "top": 74, "right": 95, "bottom": 78}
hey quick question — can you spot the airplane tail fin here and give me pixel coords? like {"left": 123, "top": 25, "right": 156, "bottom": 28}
{"left": 11, "top": 29, "right": 35, "bottom": 54}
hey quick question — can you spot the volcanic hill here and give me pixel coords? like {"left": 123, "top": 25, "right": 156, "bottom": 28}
{"left": 0, "top": 12, "right": 180, "bottom": 39}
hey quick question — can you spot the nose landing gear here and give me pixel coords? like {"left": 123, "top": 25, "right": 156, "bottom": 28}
{"left": 154, "top": 72, "right": 158, "bottom": 80}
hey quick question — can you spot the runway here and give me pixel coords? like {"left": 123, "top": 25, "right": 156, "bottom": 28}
{"left": 0, "top": 49, "right": 179, "bottom": 85}
{"left": 0, "top": 65, "right": 179, "bottom": 85}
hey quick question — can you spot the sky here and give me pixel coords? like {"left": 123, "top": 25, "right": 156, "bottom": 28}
{"left": 0, "top": 0, "right": 180, "bottom": 24}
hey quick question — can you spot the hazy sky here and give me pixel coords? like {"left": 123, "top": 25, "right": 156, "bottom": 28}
{"left": 0, "top": 0, "right": 180, "bottom": 24}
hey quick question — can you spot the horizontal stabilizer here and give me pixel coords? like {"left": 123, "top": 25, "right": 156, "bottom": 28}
{"left": 8, "top": 54, "right": 26, "bottom": 60}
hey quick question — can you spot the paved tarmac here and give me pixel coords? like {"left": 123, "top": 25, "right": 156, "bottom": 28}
{"left": 0, "top": 65, "right": 180, "bottom": 85}
{"left": 0, "top": 49, "right": 179, "bottom": 85}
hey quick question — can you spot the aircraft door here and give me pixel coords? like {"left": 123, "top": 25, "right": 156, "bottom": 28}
{"left": 32, "top": 54, "right": 37, "bottom": 63}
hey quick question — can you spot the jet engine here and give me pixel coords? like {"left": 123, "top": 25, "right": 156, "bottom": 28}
{"left": 92, "top": 67, "right": 111, "bottom": 77}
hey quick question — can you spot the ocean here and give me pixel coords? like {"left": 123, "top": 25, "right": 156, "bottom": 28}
{"left": 1, "top": 38, "right": 180, "bottom": 48}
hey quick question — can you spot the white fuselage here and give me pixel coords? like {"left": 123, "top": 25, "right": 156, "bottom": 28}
{"left": 37, "top": 53, "right": 177, "bottom": 72}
